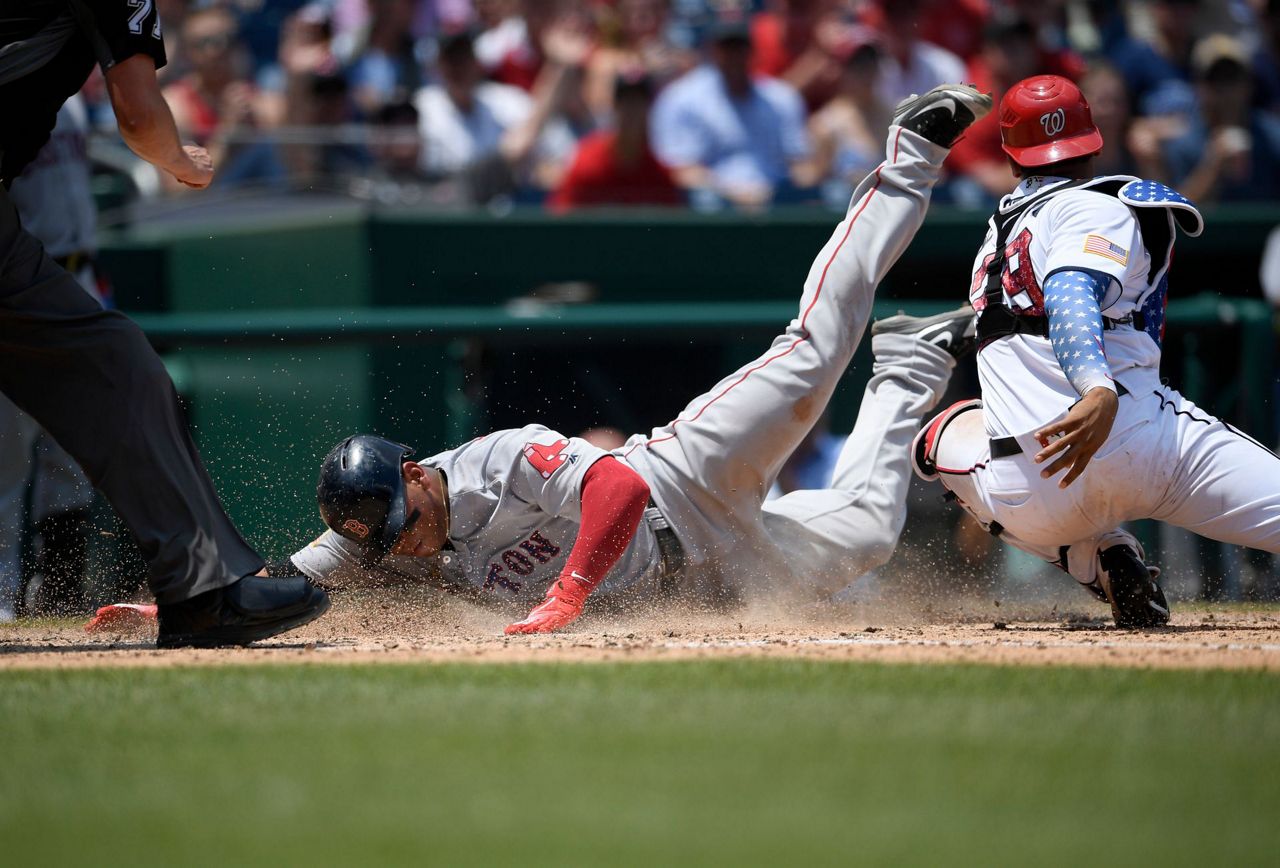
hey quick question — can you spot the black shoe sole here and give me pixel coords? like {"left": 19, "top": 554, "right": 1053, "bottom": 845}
{"left": 157, "top": 594, "right": 331, "bottom": 649}
{"left": 892, "top": 85, "right": 991, "bottom": 147}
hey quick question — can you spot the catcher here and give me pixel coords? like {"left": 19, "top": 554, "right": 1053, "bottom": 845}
{"left": 913, "top": 75, "right": 1280, "bottom": 628}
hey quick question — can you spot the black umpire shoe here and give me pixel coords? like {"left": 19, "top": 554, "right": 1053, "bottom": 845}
{"left": 892, "top": 83, "right": 992, "bottom": 148}
{"left": 1098, "top": 545, "right": 1171, "bottom": 629}
{"left": 871, "top": 305, "right": 978, "bottom": 360}
{"left": 157, "top": 575, "right": 331, "bottom": 648}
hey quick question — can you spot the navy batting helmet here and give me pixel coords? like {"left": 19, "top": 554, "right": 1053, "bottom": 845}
{"left": 317, "top": 435, "right": 415, "bottom": 565}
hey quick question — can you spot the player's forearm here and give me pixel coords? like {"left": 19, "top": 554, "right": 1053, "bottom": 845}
{"left": 562, "top": 457, "right": 651, "bottom": 591}
{"left": 105, "top": 56, "right": 193, "bottom": 177}
{"left": 1043, "top": 269, "right": 1117, "bottom": 396}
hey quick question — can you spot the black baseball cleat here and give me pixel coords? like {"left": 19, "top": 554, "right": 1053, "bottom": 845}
{"left": 871, "top": 305, "right": 978, "bottom": 360}
{"left": 892, "top": 83, "right": 992, "bottom": 148}
{"left": 157, "top": 575, "right": 331, "bottom": 648}
{"left": 1098, "top": 545, "right": 1170, "bottom": 629}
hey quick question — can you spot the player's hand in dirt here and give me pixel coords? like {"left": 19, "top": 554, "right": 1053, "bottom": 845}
{"left": 171, "top": 145, "right": 214, "bottom": 188}
{"left": 1033, "top": 386, "right": 1119, "bottom": 488}
{"left": 504, "top": 573, "right": 591, "bottom": 634}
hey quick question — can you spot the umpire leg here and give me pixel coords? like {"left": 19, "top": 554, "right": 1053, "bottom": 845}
{"left": 0, "top": 187, "right": 262, "bottom": 604}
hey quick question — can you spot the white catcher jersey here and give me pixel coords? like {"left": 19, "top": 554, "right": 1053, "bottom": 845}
{"left": 292, "top": 425, "right": 665, "bottom": 603}
{"left": 969, "top": 175, "right": 1203, "bottom": 437}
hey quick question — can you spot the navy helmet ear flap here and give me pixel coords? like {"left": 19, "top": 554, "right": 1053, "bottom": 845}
{"left": 317, "top": 435, "right": 416, "bottom": 565}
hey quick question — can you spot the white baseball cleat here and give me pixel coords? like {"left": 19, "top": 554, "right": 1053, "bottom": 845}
{"left": 892, "top": 84, "right": 992, "bottom": 148}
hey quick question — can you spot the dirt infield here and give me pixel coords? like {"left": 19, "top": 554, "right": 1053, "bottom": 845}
{"left": 3, "top": 592, "right": 1279, "bottom": 671}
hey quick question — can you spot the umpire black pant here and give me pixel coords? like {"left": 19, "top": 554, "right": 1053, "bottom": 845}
{"left": 0, "top": 186, "right": 262, "bottom": 603}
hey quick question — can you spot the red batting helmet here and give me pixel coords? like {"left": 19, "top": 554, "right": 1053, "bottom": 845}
{"left": 999, "top": 75, "right": 1103, "bottom": 168}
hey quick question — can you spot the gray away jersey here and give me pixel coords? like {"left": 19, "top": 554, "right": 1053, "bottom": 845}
{"left": 291, "top": 425, "right": 665, "bottom": 604}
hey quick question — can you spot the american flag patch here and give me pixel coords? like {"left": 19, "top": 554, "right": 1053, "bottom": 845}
{"left": 1082, "top": 234, "right": 1128, "bottom": 265}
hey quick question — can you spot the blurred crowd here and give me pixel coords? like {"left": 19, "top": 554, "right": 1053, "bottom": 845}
{"left": 73, "top": 0, "right": 1280, "bottom": 210}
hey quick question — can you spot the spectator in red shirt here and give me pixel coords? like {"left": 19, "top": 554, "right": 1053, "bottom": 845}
{"left": 549, "top": 72, "right": 681, "bottom": 210}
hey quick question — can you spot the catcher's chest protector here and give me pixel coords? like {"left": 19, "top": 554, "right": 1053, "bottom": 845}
{"left": 974, "top": 176, "right": 1203, "bottom": 349}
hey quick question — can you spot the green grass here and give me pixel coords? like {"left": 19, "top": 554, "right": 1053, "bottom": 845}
{"left": 2, "top": 660, "right": 1278, "bottom": 867}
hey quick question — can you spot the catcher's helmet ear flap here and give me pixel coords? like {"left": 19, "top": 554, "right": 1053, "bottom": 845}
{"left": 999, "top": 74, "right": 1103, "bottom": 168}
{"left": 317, "top": 435, "right": 416, "bottom": 566}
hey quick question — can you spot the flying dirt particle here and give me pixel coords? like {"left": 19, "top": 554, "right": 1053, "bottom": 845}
{"left": 993, "top": 599, "right": 1001, "bottom": 608}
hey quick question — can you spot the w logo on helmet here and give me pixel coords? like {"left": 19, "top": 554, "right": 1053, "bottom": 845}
{"left": 1039, "top": 108, "right": 1066, "bottom": 137}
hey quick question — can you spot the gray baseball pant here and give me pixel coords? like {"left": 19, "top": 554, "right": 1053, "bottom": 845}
{"left": 623, "top": 127, "right": 955, "bottom": 596}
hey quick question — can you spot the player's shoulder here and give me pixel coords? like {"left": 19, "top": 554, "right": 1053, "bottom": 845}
{"left": 1115, "top": 178, "right": 1204, "bottom": 236}
{"left": 1036, "top": 181, "right": 1136, "bottom": 228}
{"left": 438, "top": 426, "right": 558, "bottom": 462}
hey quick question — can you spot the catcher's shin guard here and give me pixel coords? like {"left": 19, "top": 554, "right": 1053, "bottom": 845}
{"left": 913, "top": 398, "right": 984, "bottom": 481}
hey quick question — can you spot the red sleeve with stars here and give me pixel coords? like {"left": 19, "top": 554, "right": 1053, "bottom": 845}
{"left": 562, "top": 457, "right": 651, "bottom": 590}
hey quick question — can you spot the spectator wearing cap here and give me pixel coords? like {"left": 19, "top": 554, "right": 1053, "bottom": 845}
{"left": 308, "top": 71, "right": 373, "bottom": 181}
{"left": 353, "top": 101, "right": 472, "bottom": 206}
{"left": 807, "top": 31, "right": 891, "bottom": 197}
{"left": 945, "top": 12, "right": 1083, "bottom": 204}
{"left": 1164, "top": 34, "right": 1280, "bottom": 202}
{"left": 650, "top": 18, "right": 818, "bottom": 208}
{"left": 413, "top": 30, "right": 578, "bottom": 197}
{"left": 549, "top": 72, "right": 681, "bottom": 210}
{"left": 865, "top": 0, "right": 966, "bottom": 108}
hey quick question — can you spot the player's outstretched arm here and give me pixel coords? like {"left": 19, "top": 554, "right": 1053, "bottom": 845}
{"left": 1033, "top": 268, "right": 1120, "bottom": 487}
{"left": 104, "top": 54, "right": 213, "bottom": 188}
{"left": 505, "top": 458, "right": 650, "bottom": 635}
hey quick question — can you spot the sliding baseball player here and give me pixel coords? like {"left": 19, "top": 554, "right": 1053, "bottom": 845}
{"left": 272, "top": 85, "right": 994, "bottom": 633}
